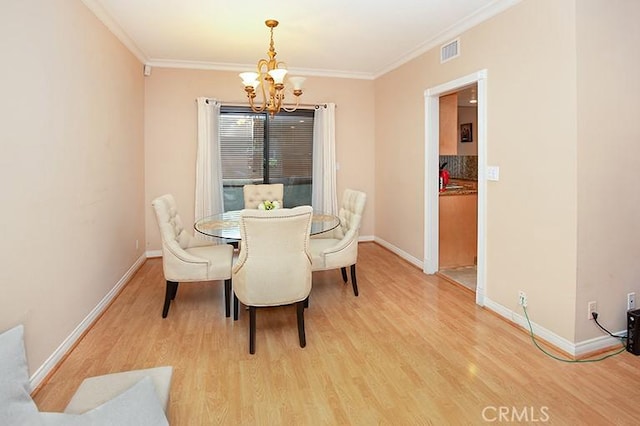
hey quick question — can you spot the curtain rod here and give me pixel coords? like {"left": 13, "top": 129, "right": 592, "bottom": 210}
{"left": 202, "top": 99, "right": 335, "bottom": 109}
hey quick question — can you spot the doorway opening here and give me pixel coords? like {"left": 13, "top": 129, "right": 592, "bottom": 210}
{"left": 423, "top": 70, "right": 487, "bottom": 306}
{"left": 438, "top": 84, "right": 478, "bottom": 293}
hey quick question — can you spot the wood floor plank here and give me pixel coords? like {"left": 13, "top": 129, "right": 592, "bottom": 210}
{"left": 32, "top": 242, "right": 640, "bottom": 424}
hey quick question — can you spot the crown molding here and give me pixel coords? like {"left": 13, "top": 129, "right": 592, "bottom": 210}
{"left": 80, "top": 0, "right": 148, "bottom": 64}
{"left": 373, "top": 0, "right": 523, "bottom": 78}
{"left": 145, "top": 59, "right": 375, "bottom": 80}
{"left": 82, "top": 0, "right": 521, "bottom": 80}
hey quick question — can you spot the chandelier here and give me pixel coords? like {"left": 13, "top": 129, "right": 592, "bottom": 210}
{"left": 239, "top": 19, "right": 305, "bottom": 116}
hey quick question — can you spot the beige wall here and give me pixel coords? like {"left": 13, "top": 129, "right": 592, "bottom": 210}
{"left": 375, "top": 0, "right": 580, "bottom": 340}
{"left": 575, "top": 0, "right": 640, "bottom": 340}
{"left": 144, "top": 68, "right": 375, "bottom": 251}
{"left": 0, "top": 0, "right": 145, "bottom": 372}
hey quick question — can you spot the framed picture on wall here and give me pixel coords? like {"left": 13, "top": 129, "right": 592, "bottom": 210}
{"left": 460, "top": 123, "right": 473, "bottom": 143}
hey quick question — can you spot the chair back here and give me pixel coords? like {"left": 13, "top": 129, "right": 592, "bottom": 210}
{"left": 151, "top": 194, "right": 191, "bottom": 250}
{"left": 335, "top": 189, "right": 367, "bottom": 240}
{"left": 243, "top": 183, "right": 284, "bottom": 209}
{"left": 233, "top": 206, "right": 313, "bottom": 306}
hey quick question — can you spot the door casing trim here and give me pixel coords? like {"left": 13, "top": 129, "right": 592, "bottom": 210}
{"left": 423, "top": 69, "right": 488, "bottom": 306}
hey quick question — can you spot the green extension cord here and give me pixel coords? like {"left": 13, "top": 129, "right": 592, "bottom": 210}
{"left": 522, "top": 305, "right": 626, "bottom": 363}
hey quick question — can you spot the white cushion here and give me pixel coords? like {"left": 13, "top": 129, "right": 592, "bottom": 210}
{"left": 39, "top": 412, "right": 78, "bottom": 425}
{"left": 64, "top": 366, "right": 173, "bottom": 415}
{"left": 308, "top": 238, "right": 340, "bottom": 269}
{"left": 42, "top": 377, "right": 167, "bottom": 426}
{"left": 185, "top": 244, "right": 234, "bottom": 280}
{"left": 0, "top": 324, "right": 43, "bottom": 426}
{"left": 1, "top": 325, "right": 171, "bottom": 426}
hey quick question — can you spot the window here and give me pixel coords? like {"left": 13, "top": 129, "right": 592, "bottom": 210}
{"left": 219, "top": 107, "right": 314, "bottom": 211}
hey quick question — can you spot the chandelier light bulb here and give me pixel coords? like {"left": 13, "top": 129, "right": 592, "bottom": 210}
{"left": 239, "top": 72, "right": 259, "bottom": 88}
{"left": 288, "top": 76, "right": 306, "bottom": 91}
{"left": 268, "top": 68, "right": 288, "bottom": 85}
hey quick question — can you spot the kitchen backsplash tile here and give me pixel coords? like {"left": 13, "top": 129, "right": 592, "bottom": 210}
{"left": 440, "top": 155, "right": 478, "bottom": 180}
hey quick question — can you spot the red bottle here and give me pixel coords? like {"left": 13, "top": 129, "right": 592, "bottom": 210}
{"left": 439, "top": 169, "right": 450, "bottom": 192}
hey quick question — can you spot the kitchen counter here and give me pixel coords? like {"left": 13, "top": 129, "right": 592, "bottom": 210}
{"left": 439, "top": 179, "right": 477, "bottom": 196}
{"left": 439, "top": 179, "right": 478, "bottom": 268}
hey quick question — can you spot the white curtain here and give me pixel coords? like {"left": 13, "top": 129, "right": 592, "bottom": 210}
{"left": 195, "top": 98, "right": 224, "bottom": 227}
{"left": 312, "top": 103, "right": 338, "bottom": 215}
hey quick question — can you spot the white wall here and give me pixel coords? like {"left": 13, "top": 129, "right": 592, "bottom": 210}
{"left": 0, "top": 0, "right": 145, "bottom": 374}
{"left": 374, "top": 0, "right": 579, "bottom": 341}
{"left": 575, "top": 0, "right": 640, "bottom": 340}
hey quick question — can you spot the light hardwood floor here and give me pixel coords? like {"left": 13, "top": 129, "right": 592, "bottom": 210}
{"left": 33, "top": 243, "right": 640, "bottom": 424}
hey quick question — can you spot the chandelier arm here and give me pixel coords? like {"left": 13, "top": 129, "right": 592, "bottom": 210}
{"left": 247, "top": 59, "right": 270, "bottom": 113}
{"left": 256, "top": 79, "right": 268, "bottom": 112}
{"left": 257, "top": 58, "right": 270, "bottom": 73}
{"left": 247, "top": 94, "right": 266, "bottom": 113}
{"left": 282, "top": 95, "right": 301, "bottom": 113}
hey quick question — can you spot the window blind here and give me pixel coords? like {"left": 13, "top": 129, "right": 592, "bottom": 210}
{"left": 219, "top": 108, "right": 314, "bottom": 184}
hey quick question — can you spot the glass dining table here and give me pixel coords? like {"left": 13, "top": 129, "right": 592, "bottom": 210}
{"left": 194, "top": 209, "right": 340, "bottom": 241}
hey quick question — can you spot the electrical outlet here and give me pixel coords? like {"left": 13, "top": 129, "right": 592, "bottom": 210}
{"left": 135, "top": 239, "right": 139, "bottom": 250}
{"left": 518, "top": 291, "right": 527, "bottom": 307}
{"left": 628, "top": 292, "right": 636, "bottom": 311}
{"left": 588, "top": 301, "right": 597, "bottom": 320}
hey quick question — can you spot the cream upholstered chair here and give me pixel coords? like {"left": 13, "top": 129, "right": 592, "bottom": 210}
{"left": 232, "top": 206, "right": 313, "bottom": 354}
{"left": 151, "top": 194, "right": 234, "bottom": 318}
{"left": 243, "top": 183, "right": 284, "bottom": 209}
{"left": 309, "top": 189, "right": 367, "bottom": 296}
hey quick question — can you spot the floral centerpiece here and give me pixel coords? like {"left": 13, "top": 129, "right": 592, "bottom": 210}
{"left": 258, "top": 200, "right": 281, "bottom": 210}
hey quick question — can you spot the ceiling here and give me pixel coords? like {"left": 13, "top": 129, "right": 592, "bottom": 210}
{"left": 83, "top": 0, "right": 520, "bottom": 79}
{"left": 457, "top": 84, "right": 478, "bottom": 107}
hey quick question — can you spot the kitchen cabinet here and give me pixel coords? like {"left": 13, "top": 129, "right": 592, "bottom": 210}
{"left": 439, "top": 193, "right": 477, "bottom": 268}
{"left": 439, "top": 93, "right": 458, "bottom": 155}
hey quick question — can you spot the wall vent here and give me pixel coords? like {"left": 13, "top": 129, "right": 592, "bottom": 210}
{"left": 440, "top": 38, "right": 460, "bottom": 63}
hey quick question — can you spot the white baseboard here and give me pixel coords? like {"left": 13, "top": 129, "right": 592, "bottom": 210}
{"left": 373, "top": 236, "right": 423, "bottom": 268}
{"left": 146, "top": 249, "right": 162, "bottom": 258}
{"left": 368, "top": 238, "right": 624, "bottom": 357}
{"left": 29, "top": 253, "right": 147, "bottom": 390}
{"left": 483, "top": 297, "right": 625, "bottom": 357}
{"left": 574, "top": 332, "right": 627, "bottom": 356}
{"left": 483, "top": 297, "right": 576, "bottom": 355}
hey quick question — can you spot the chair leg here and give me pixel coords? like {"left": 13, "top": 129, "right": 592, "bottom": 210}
{"left": 350, "top": 264, "right": 359, "bottom": 297}
{"left": 340, "top": 267, "right": 348, "bottom": 283}
{"left": 162, "top": 281, "right": 178, "bottom": 318}
{"left": 233, "top": 294, "right": 239, "bottom": 321}
{"left": 304, "top": 296, "right": 309, "bottom": 309}
{"left": 170, "top": 282, "right": 179, "bottom": 300}
{"left": 249, "top": 307, "right": 256, "bottom": 354}
{"left": 296, "top": 301, "right": 306, "bottom": 348}
{"left": 224, "top": 279, "right": 231, "bottom": 318}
